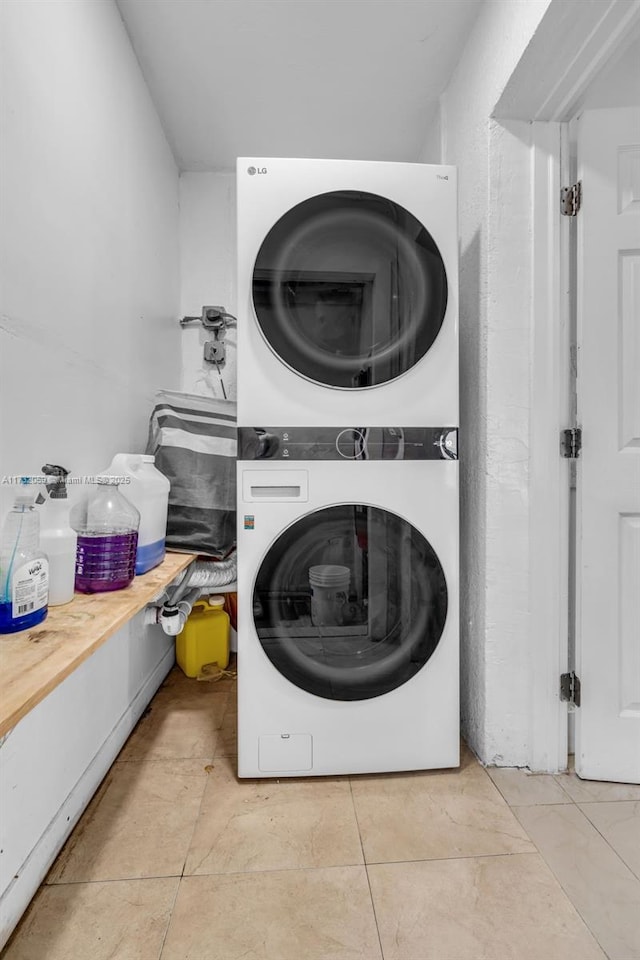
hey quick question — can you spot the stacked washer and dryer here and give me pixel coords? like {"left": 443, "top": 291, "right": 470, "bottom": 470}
{"left": 235, "top": 158, "right": 459, "bottom": 777}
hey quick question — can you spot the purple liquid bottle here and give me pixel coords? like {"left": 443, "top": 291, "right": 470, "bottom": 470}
{"left": 70, "top": 478, "right": 140, "bottom": 593}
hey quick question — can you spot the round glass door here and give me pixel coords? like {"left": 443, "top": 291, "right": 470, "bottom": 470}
{"left": 252, "top": 191, "right": 448, "bottom": 388}
{"left": 253, "top": 504, "right": 448, "bottom": 700}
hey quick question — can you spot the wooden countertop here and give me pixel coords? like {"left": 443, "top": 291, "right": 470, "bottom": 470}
{"left": 0, "top": 552, "right": 197, "bottom": 739}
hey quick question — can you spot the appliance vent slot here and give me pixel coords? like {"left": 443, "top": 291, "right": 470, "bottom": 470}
{"left": 250, "top": 485, "right": 301, "bottom": 498}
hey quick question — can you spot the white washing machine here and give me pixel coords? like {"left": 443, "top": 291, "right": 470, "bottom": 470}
{"left": 236, "top": 426, "right": 459, "bottom": 777}
{"left": 236, "top": 157, "right": 458, "bottom": 426}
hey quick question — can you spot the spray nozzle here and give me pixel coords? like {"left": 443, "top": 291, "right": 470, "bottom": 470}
{"left": 41, "top": 464, "right": 70, "bottom": 499}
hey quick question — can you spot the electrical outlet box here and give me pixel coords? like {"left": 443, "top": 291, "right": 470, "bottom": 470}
{"left": 204, "top": 341, "right": 226, "bottom": 364}
{"left": 202, "top": 306, "right": 227, "bottom": 329}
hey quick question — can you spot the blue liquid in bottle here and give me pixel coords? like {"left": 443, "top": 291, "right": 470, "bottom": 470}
{"left": 0, "top": 497, "right": 48, "bottom": 634}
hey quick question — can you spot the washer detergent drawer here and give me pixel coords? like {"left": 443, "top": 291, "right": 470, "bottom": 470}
{"left": 259, "top": 734, "right": 313, "bottom": 772}
{"left": 242, "top": 469, "right": 309, "bottom": 502}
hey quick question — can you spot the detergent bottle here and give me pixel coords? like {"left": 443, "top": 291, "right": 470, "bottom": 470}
{"left": 103, "top": 454, "right": 170, "bottom": 574}
{"left": 0, "top": 494, "right": 49, "bottom": 633}
{"left": 39, "top": 464, "right": 77, "bottom": 605}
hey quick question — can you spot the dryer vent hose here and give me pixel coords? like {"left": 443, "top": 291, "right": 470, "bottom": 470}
{"left": 168, "top": 554, "right": 236, "bottom": 604}
{"left": 182, "top": 557, "right": 237, "bottom": 589}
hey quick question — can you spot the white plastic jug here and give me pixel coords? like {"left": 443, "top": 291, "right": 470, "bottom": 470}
{"left": 105, "top": 454, "right": 170, "bottom": 574}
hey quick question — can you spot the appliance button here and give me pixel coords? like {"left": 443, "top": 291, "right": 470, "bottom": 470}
{"left": 336, "top": 429, "right": 366, "bottom": 459}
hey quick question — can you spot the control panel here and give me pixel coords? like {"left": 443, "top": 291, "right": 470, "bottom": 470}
{"left": 238, "top": 427, "right": 458, "bottom": 461}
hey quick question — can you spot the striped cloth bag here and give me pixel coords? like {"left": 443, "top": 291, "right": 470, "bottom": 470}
{"left": 146, "top": 390, "right": 236, "bottom": 558}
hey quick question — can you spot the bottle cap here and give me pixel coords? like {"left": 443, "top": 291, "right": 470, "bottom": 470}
{"left": 14, "top": 494, "right": 33, "bottom": 506}
{"left": 208, "top": 595, "right": 226, "bottom": 607}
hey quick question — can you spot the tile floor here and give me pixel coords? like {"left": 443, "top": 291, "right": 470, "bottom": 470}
{"left": 3, "top": 665, "right": 640, "bottom": 960}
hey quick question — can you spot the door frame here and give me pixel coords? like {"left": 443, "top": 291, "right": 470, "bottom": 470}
{"left": 493, "top": 0, "right": 640, "bottom": 772}
{"left": 528, "top": 118, "right": 572, "bottom": 773}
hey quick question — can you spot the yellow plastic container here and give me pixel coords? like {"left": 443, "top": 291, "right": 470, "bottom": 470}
{"left": 176, "top": 595, "right": 230, "bottom": 678}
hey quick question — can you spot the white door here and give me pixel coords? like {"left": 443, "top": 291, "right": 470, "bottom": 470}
{"left": 575, "top": 107, "right": 640, "bottom": 783}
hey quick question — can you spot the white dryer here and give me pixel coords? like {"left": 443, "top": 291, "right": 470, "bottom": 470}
{"left": 236, "top": 426, "right": 459, "bottom": 777}
{"left": 236, "top": 158, "right": 458, "bottom": 426}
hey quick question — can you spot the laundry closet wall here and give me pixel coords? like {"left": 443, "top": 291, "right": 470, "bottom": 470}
{"left": 0, "top": 0, "right": 180, "bottom": 945}
{"left": 179, "top": 172, "right": 238, "bottom": 400}
{"left": 0, "top": 0, "right": 180, "bottom": 517}
{"left": 428, "top": 0, "right": 554, "bottom": 767}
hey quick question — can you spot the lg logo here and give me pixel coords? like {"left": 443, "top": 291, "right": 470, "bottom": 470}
{"left": 247, "top": 166, "right": 268, "bottom": 176}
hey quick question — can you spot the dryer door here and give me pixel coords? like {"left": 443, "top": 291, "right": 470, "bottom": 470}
{"left": 252, "top": 191, "right": 448, "bottom": 388}
{"left": 253, "top": 504, "right": 448, "bottom": 700}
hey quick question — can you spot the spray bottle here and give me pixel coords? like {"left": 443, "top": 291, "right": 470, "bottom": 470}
{"left": 38, "top": 465, "right": 77, "bottom": 606}
{"left": 0, "top": 493, "right": 49, "bottom": 633}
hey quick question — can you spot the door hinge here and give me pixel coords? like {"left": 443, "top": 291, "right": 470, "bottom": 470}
{"left": 560, "top": 671, "right": 581, "bottom": 707}
{"left": 561, "top": 181, "right": 582, "bottom": 216}
{"left": 560, "top": 427, "right": 582, "bottom": 458}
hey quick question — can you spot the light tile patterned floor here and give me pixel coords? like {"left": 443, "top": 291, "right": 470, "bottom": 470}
{"left": 3, "top": 666, "right": 639, "bottom": 960}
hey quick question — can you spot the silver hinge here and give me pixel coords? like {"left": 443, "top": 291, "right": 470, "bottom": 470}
{"left": 560, "top": 427, "right": 582, "bottom": 459}
{"left": 561, "top": 181, "right": 582, "bottom": 216}
{"left": 560, "top": 671, "right": 581, "bottom": 707}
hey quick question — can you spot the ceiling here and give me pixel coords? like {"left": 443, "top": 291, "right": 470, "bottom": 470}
{"left": 116, "top": 0, "right": 484, "bottom": 172}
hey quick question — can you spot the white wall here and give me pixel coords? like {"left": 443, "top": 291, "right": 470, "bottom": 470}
{"left": 0, "top": 0, "right": 181, "bottom": 945}
{"left": 0, "top": 0, "right": 181, "bottom": 520}
{"left": 179, "top": 173, "right": 237, "bottom": 400}
{"left": 417, "top": 103, "right": 442, "bottom": 164}
{"left": 433, "top": 0, "right": 553, "bottom": 765}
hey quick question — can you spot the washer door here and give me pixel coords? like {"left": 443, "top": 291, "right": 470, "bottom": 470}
{"left": 253, "top": 504, "right": 448, "bottom": 700}
{"left": 252, "top": 191, "right": 448, "bottom": 388}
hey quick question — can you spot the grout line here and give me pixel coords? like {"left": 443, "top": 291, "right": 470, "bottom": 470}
{"left": 40, "top": 873, "right": 184, "bottom": 887}
{"left": 44, "top": 848, "right": 546, "bottom": 889}
{"left": 509, "top": 803, "right": 634, "bottom": 959}
{"left": 127, "top": 676, "right": 225, "bottom": 959}
{"left": 539, "top": 865, "right": 614, "bottom": 960}
{"left": 157, "top": 875, "right": 182, "bottom": 960}
{"left": 173, "top": 710, "right": 227, "bottom": 883}
{"left": 550, "top": 774, "right": 579, "bottom": 804}
{"left": 484, "top": 776, "right": 512, "bottom": 807}
{"left": 166, "top": 860, "right": 374, "bottom": 880}
{"left": 362, "top": 850, "right": 542, "bottom": 867}
{"left": 575, "top": 802, "right": 640, "bottom": 882}
{"left": 348, "top": 777, "right": 385, "bottom": 960}
{"left": 566, "top": 796, "right": 640, "bottom": 803}
{"left": 511, "top": 801, "right": 581, "bottom": 809}
{"left": 510, "top": 794, "right": 640, "bottom": 874}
